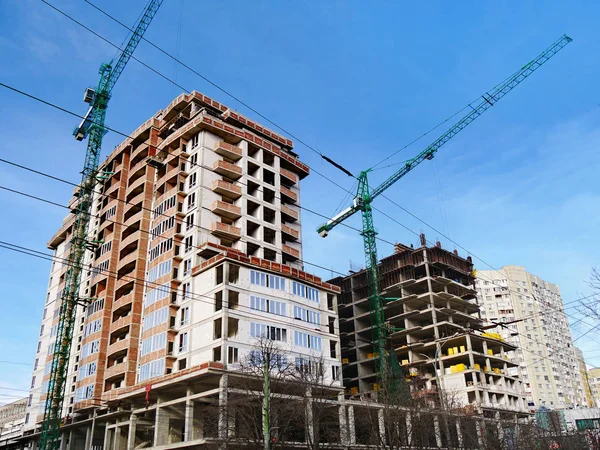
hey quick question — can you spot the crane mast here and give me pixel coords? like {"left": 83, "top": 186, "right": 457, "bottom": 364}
{"left": 39, "top": 2, "right": 162, "bottom": 449}
{"left": 318, "top": 34, "right": 572, "bottom": 395}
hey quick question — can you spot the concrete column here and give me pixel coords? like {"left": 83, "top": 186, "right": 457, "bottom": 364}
{"left": 338, "top": 396, "right": 348, "bottom": 445}
{"left": 377, "top": 408, "right": 385, "bottom": 443}
{"left": 61, "top": 430, "right": 71, "bottom": 450}
{"left": 116, "top": 425, "right": 128, "bottom": 450}
{"left": 305, "top": 387, "right": 314, "bottom": 445}
{"left": 455, "top": 417, "right": 464, "bottom": 449}
{"left": 422, "top": 250, "right": 440, "bottom": 339}
{"left": 405, "top": 412, "right": 412, "bottom": 447}
{"left": 433, "top": 415, "right": 442, "bottom": 448}
{"left": 154, "top": 399, "right": 170, "bottom": 446}
{"left": 476, "top": 418, "right": 484, "bottom": 448}
{"left": 103, "top": 425, "right": 112, "bottom": 450}
{"left": 347, "top": 405, "right": 356, "bottom": 445}
{"left": 184, "top": 397, "right": 194, "bottom": 441}
{"left": 126, "top": 414, "right": 137, "bottom": 449}
{"left": 218, "top": 374, "right": 228, "bottom": 439}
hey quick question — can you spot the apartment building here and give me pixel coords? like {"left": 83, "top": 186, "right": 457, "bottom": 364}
{"left": 575, "top": 347, "right": 594, "bottom": 407}
{"left": 588, "top": 367, "right": 600, "bottom": 408}
{"left": 0, "top": 398, "right": 27, "bottom": 449}
{"left": 330, "top": 236, "right": 528, "bottom": 420}
{"left": 475, "top": 266, "right": 586, "bottom": 409}
{"left": 22, "top": 92, "right": 342, "bottom": 449}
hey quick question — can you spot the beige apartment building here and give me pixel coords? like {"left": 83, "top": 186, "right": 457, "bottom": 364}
{"left": 475, "top": 266, "right": 586, "bottom": 409}
{"left": 587, "top": 367, "right": 600, "bottom": 408}
{"left": 21, "top": 92, "right": 343, "bottom": 449}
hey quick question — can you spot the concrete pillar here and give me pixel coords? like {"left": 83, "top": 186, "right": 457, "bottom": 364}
{"left": 84, "top": 424, "right": 92, "bottom": 450}
{"left": 184, "top": 398, "right": 194, "bottom": 441}
{"left": 305, "top": 387, "right": 314, "bottom": 445}
{"left": 347, "top": 405, "right": 356, "bottom": 445}
{"left": 116, "top": 425, "right": 128, "bottom": 450}
{"left": 218, "top": 374, "right": 228, "bottom": 439}
{"left": 476, "top": 418, "right": 485, "bottom": 448}
{"left": 422, "top": 250, "right": 440, "bottom": 339}
{"left": 103, "top": 425, "right": 112, "bottom": 450}
{"left": 456, "top": 417, "right": 464, "bottom": 449}
{"left": 126, "top": 414, "right": 137, "bottom": 450}
{"left": 154, "top": 399, "right": 170, "bottom": 446}
{"left": 378, "top": 408, "right": 385, "bottom": 443}
{"left": 338, "top": 395, "right": 348, "bottom": 445}
{"left": 61, "top": 430, "right": 71, "bottom": 450}
{"left": 433, "top": 415, "right": 442, "bottom": 448}
{"left": 405, "top": 412, "right": 412, "bottom": 447}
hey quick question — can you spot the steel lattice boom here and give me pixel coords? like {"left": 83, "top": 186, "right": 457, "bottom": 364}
{"left": 317, "top": 34, "right": 572, "bottom": 395}
{"left": 39, "top": 2, "right": 162, "bottom": 449}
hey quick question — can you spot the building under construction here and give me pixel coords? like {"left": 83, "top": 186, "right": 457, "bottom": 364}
{"left": 330, "top": 235, "right": 528, "bottom": 418}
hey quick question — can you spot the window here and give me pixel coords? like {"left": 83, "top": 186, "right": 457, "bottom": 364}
{"left": 147, "top": 260, "right": 172, "bottom": 283}
{"left": 185, "top": 236, "right": 193, "bottom": 253}
{"left": 250, "top": 351, "right": 287, "bottom": 369}
{"left": 295, "top": 357, "right": 322, "bottom": 375}
{"left": 250, "top": 270, "right": 285, "bottom": 291}
{"left": 228, "top": 346, "right": 239, "bottom": 364}
{"left": 150, "top": 217, "right": 175, "bottom": 241}
{"left": 191, "top": 134, "right": 199, "bottom": 149}
{"left": 185, "top": 213, "right": 194, "bottom": 231}
{"left": 188, "top": 172, "right": 197, "bottom": 189}
{"left": 249, "top": 296, "right": 287, "bottom": 317}
{"left": 28, "top": 394, "right": 33, "bottom": 407}
{"left": 83, "top": 319, "right": 102, "bottom": 337}
{"left": 188, "top": 152, "right": 198, "bottom": 170}
{"left": 250, "top": 323, "right": 287, "bottom": 342}
{"left": 148, "top": 238, "right": 173, "bottom": 262}
{"left": 37, "top": 341, "right": 41, "bottom": 353}
{"left": 39, "top": 324, "right": 44, "bottom": 336}
{"left": 187, "top": 192, "right": 196, "bottom": 210}
{"left": 142, "top": 307, "right": 169, "bottom": 332}
{"left": 86, "top": 298, "right": 104, "bottom": 317}
{"left": 292, "top": 282, "right": 319, "bottom": 302}
{"left": 293, "top": 305, "right": 320, "bottom": 324}
{"left": 182, "top": 282, "right": 191, "bottom": 301}
{"left": 79, "top": 362, "right": 97, "bottom": 379}
{"left": 180, "top": 307, "right": 190, "bottom": 326}
{"left": 332, "top": 365, "right": 340, "bottom": 381}
{"left": 138, "top": 358, "right": 165, "bottom": 382}
{"left": 152, "top": 195, "right": 176, "bottom": 219}
{"left": 294, "top": 331, "right": 322, "bottom": 351}
{"left": 178, "top": 332, "right": 188, "bottom": 353}
{"left": 31, "top": 376, "right": 36, "bottom": 388}
{"left": 140, "top": 333, "right": 167, "bottom": 356}
{"left": 183, "top": 259, "right": 192, "bottom": 277}
{"left": 81, "top": 340, "right": 100, "bottom": 358}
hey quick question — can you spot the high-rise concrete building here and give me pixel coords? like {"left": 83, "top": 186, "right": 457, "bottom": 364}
{"left": 475, "top": 265, "right": 586, "bottom": 409}
{"left": 330, "top": 237, "right": 528, "bottom": 418}
{"left": 575, "top": 347, "right": 594, "bottom": 408}
{"left": 22, "top": 92, "right": 342, "bottom": 448}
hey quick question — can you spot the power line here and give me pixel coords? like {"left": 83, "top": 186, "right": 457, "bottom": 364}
{"left": 40, "top": 0, "right": 355, "bottom": 194}
{"left": 0, "top": 241, "right": 344, "bottom": 337}
{"left": 0, "top": 86, "right": 399, "bottom": 252}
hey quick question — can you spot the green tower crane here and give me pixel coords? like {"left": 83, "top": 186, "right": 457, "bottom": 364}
{"left": 317, "top": 35, "right": 572, "bottom": 396}
{"left": 39, "top": 2, "right": 162, "bottom": 448}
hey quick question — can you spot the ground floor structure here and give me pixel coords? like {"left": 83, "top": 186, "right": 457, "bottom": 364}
{"left": 16, "top": 366, "right": 530, "bottom": 449}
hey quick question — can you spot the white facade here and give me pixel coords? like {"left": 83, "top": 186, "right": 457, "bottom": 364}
{"left": 475, "top": 265, "right": 586, "bottom": 409}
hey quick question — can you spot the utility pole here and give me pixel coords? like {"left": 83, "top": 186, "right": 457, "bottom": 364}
{"left": 263, "top": 352, "right": 270, "bottom": 450}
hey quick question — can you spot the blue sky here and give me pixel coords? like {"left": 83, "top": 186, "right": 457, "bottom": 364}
{"left": 1, "top": 0, "right": 599, "bottom": 401}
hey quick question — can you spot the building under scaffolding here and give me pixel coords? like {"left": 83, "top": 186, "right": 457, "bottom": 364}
{"left": 330, "top": 234, "right": 528, "bottom": 419}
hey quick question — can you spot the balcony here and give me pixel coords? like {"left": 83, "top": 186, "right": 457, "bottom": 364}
{"left": 213, "top": 160, "right": 242, "bottom": 180}
{"left": 214, "top": 141, "right": 242, "bottom": 161}
{"left": 104, "top": 361, "right": 127, "bottom": 380}
{"left": 118, "top": 250, "right": 138, "bottom": 270}
{"left": 280, "top": 168, "right": 298, "bottom": 185}
{"left": 280, "top": 186, "right": 298, "bottom": 204}
{"left": 211, "top": 222, "right": 241, "bottom": 241}
{"left": 110, "top": 316, "right": 132, "bottom": 334}
{"left": 282, "top": 244, "right": 300, "bottom": 260}
{"left": 212, "top": 180, "right": 242, "bottom": 200}
{"left": 281, "top": 205, "right": 299, "bottom": 222}
{"left": 107, "top": 337, "right": 130, "bottom": 356}
{"left": 113, "top": 292, "right": 134, "bottom": 310}
{"left": 211, "top": 201, "right": 241, "bottom": 220}
{"left": 282, "top": 224, "right": 299, "bottom": 241}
